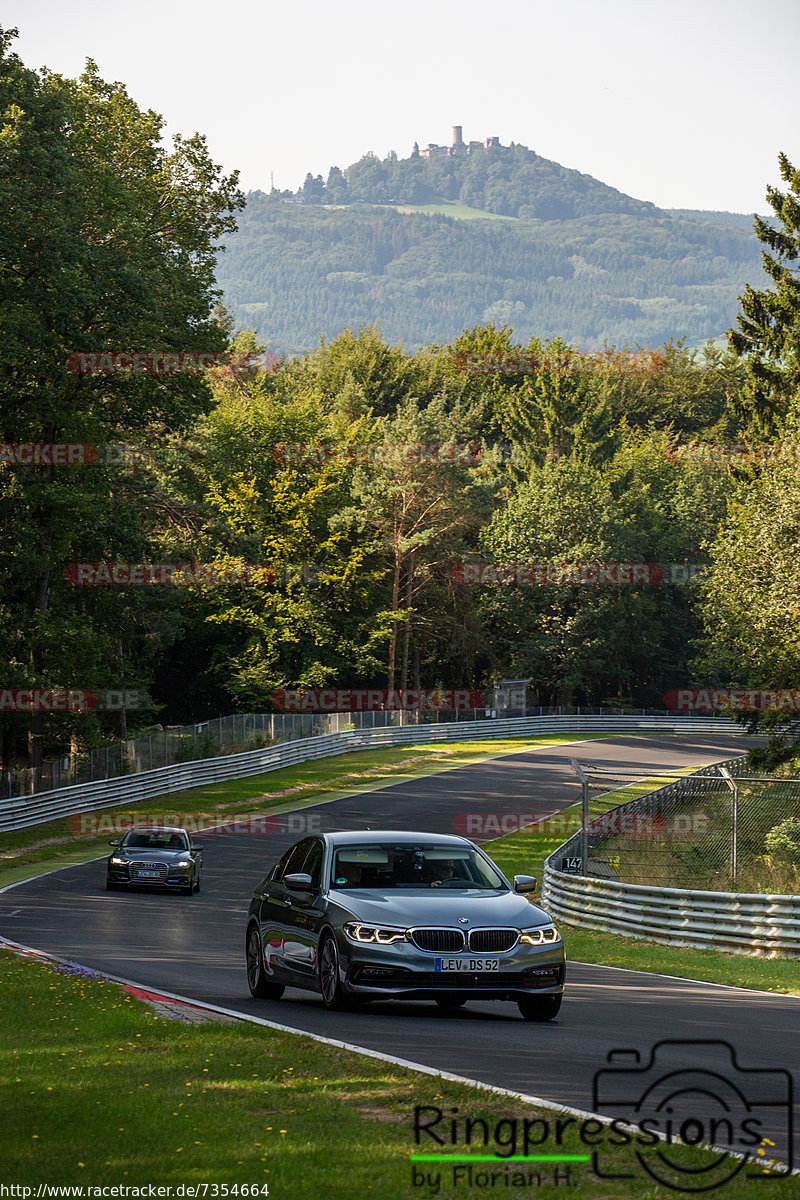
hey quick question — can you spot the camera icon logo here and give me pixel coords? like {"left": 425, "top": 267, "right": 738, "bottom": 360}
{"left": 592, "top": 1039, "right": 793, "bottom": 1192}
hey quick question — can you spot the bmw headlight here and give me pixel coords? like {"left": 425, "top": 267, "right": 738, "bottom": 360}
{"left": 519, "top": 925, "right": 561, "bottom": 945}
{"left": 343, "top": 922, "right": 408, "bottom": 945}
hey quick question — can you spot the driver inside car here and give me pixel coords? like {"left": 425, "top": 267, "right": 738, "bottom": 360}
{"left": 426, "top": 859, "right": 456, "bottom": 887}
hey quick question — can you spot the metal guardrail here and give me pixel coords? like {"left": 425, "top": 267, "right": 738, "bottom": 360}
{"left": 1, "top": 704, "right": 726, "bottom": 801}
{"left": 0, "top": 713, "right": 737, "bottom": 832}
{"left": 542, "top": 756, "right": 800, "bottom": 958}
{"left": 542, "top": 872, "right": 800, "bottom": 956}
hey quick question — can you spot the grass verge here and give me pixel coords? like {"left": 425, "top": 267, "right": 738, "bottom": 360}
{"left": 484, "top": 784, "right": 800, "bottom": 996}
{"left": 0, "top": 735, "right": 584, "bottom": 887}
{"left": 7, "top": 734, "right": 794, "bottom": 997}
{"left": 1, "top": 950, "right": 793, "bottom": 1196}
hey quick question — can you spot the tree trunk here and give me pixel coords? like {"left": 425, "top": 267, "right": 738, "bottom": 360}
{"left": 399, "top": 551, "right": 415, "bottom": 692}
{"left": 112, "top": 636, "right": 128, "bottom": 741}
{"left": 27, "top": 565, "right": 51, "bottom": 777}
{"left": 27, "top": 440, "right": 53, "bottom": 777}
{"left": 386, "top": 550, "right": 402, "bottom": 692}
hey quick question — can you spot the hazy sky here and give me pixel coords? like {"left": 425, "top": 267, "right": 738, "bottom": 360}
{"left": 6, "top": 0, "right": 798, "bottom": 212}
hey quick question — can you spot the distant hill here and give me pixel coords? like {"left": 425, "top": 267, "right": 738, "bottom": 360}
{"left": 215, "top": 141, "right": 767, "bottom": 354}
{"left": 666, "top": 208, "right": 766, "bottom": 229}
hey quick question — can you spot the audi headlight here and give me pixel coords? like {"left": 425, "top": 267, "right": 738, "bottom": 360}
{"left": 110, "top": 856, "right": 128, "bottom": 866}
{"left": 519, "top": 925, "right": 560, "bottom": 945}
{"left": 343, "top": 922, "right": 409, "bottom": 945}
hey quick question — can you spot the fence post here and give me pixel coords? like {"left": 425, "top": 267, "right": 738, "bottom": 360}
{"left": 569, "top": 758, "right": 589, "bottom": 874}
{"left": 719, "top": 766, "right": 738, "bottom": 882}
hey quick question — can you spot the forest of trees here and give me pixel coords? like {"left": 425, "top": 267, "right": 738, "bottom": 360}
{"left": 3, "top": 27, "right": 800, "bottom": 773}
{"left": 215, "top": 145, "right": 767, "bottom": 356}
{"left": 217, "top": 197, "right": 765, "bottom": 356}
{"left": 303, "top": 140, "right": 659, "bottom": 218}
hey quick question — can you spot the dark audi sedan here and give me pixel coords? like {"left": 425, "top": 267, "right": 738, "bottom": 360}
{"left": 106, "top": 826, "right": 203, "bottom": 894}
{"left": 245, "top": 830, "right": 564, "bottom": 1020}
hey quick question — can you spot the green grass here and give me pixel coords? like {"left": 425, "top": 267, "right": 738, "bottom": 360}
{"left": 1, "top": 950, "right": 794, "bottom": 1196}
{"left": 389, "top": 202, "right": 517, "bottom": 221}
{"left": 8, "top": 732, "right": 795, "bottom": 998}
{"left": 0, "top": 734, "right": 583, "bottom": 886}
{"left": 483, "top": 785, "right": 800, "bottom": 995}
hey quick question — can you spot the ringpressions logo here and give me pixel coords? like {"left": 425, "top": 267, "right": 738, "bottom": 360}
{"left": 409, "top": 1040, "right": 793, "bottom": 1193}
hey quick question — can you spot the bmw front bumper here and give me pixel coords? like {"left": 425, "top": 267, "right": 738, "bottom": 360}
{"left": 336, "top": 934, "right": 565, "bottom": 1001}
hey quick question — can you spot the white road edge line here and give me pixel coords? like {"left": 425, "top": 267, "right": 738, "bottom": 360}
{"left": 0, "top": 735, "right": 595, "bottom": 889}
{"left": 0, "top": 933, "right": 794, "bottom": 1178}
{"left": 567, "top": 959, "right": 800, "bottom": 998}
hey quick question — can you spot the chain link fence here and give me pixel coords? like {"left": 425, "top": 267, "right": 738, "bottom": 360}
{"left": 2, "top": 705, "right": 504, "bottom": 800}
{"left": 564, "top": 757, "right": 800, "bottom": 893}
{"left": 1, "top": 704, "right": 736, "bottom": 801}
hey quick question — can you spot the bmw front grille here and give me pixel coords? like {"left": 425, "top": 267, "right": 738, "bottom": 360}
{"left": 410, "top": 928, "right": 465, "bottom": 952}
{"left": 468, "top": 928, "right": 519, "bottom": 952}
{"left": 409, "top": 928, "right": 521, "bottom": 953}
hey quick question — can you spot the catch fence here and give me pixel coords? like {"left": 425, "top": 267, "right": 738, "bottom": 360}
{"left": 542, "top": 757, "right": 800, "bottom": 956}
{"left": 1, "top": 705, "right": 718, "bottom": 800}
{"left": 0, "top": 713, "right": 736, "bottom": 832}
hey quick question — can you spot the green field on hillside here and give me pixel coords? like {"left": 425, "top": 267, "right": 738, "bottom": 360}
{"left": 390, "top": 202, "right": 516, "bottom": 221}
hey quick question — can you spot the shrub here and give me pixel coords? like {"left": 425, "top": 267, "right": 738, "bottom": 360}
{"left": 174, "top": 732, "right": 221, "bottom": 763}
{"left": 764, "top": 818, "right": 800, "bottom": 867}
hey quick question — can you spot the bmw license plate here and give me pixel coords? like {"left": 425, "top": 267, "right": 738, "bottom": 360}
{"left": 134, "top": 870, "right": 160, "bottom": 879}
{"left": 435, "top": 958, "right": 499, "bottom": 972}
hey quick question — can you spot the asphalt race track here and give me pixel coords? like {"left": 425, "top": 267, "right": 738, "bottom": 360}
{"left": 2, "top": 734, "right": 798, "bottom": 1170}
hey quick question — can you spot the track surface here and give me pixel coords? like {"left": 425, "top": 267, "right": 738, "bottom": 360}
{"left": 2, "top": 735, "right": 797, "bottom": 1166}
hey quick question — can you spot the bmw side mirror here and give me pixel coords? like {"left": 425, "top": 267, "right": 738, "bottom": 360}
{"left": 514, "top": 874, "right": 537, "bottom": 893}
{"left": 191, "top": 844, "right": 204, "bottom": 852}
{"left": 284, "top": 872, "right": 314, "bottom": 891}
{"left": 109, "top": 841, "right": 120, "bottom": 847}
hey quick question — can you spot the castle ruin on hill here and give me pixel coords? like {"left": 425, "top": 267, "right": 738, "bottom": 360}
{"left": 412, "top": 127, "right": 504, "bottom": 159}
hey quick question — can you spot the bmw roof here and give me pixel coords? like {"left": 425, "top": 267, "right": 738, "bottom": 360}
{"left": 323, "top": 830, "right": 473, "bottom": 846}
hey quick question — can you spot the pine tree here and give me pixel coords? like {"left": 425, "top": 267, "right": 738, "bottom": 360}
{"left": 729, "top": 153, "right": 800, "bottom": 435}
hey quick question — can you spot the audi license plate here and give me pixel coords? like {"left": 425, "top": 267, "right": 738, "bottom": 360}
{"left": 134, "top": 870, "right": 160, "bottom": 879}
{"left": 435, "top": 958, "right": 499, "bottom": 972}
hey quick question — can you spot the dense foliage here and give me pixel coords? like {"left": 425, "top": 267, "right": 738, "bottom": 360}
{"left": 217, "top": 194, "right": 765, "bottom": 356}
{"left": 2, "top": 29, "right": 799, "bottom": 774}
{"left": 319, "top": 142, "right": 658, "bottom": 219}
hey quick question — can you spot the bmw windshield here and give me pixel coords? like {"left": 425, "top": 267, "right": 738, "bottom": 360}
{"left": 329, "top": 843, "right": 506, "bottom": 890}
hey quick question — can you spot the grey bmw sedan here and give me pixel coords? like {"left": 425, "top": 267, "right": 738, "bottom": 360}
{"left": 245, "top": 830, "right": 564, "bottom": 1020}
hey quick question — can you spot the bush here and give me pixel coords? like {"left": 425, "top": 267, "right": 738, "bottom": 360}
{"left": 174, "top": 732, "right": 221, "bottom": 763}
{"left": 764, "top": 818, "right": 800, "bottom": 867}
